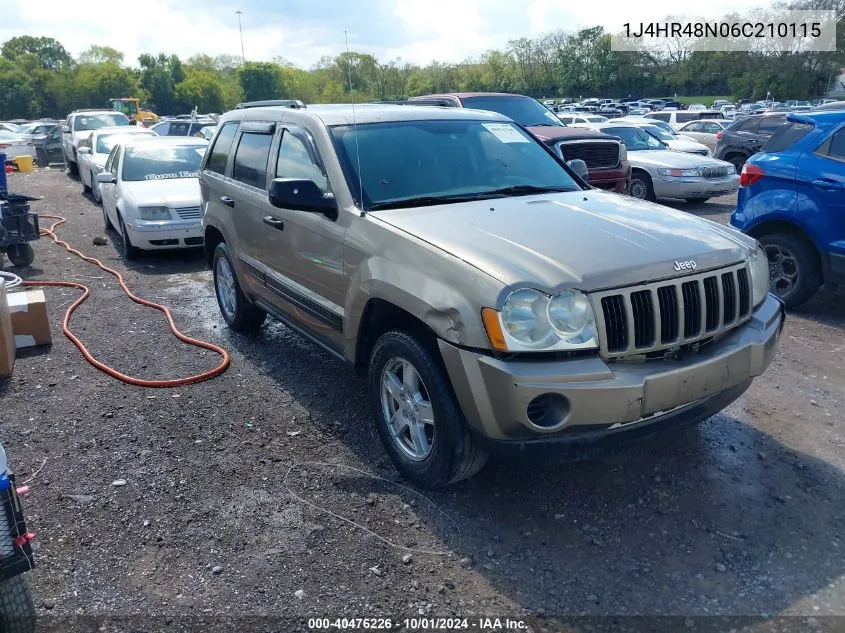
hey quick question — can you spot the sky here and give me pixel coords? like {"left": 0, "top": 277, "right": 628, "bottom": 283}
{"left": 2, "top": 0, "right": 775, "bottom": 68}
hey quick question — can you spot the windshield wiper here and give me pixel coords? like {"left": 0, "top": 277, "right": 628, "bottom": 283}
{"left": 367, "top": 194, "right": 486, "bottom": 211}
{"left": 480, "top": 185, "right": 577, "bottom": 197}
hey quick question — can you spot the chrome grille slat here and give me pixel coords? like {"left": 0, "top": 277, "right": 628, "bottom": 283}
{"left": 174, "top": 206, "right": 202, "bottom": 219}
{"left": 590, "top": 263, "right": 752, "bottom": 358}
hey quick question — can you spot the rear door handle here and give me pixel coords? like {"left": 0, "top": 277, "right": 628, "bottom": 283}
{"left": 220, "top": 195, "right": 235, "bottom": 208}
{"left": 811, "top": 178, "right": 844, "bottom": 191}
{"left": 263, "top": 216, "right": 284, "bottom": 230}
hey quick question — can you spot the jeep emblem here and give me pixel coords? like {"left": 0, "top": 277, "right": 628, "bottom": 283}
{"left": 673, "top": 260, "right": 697, "bottom": 272}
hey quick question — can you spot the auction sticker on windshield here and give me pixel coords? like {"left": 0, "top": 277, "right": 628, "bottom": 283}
{"left": 482, "top": 123, "right": 530, "bottom": 143}
{"left": 144, "top": 171, "right": 199, "bottom": 180}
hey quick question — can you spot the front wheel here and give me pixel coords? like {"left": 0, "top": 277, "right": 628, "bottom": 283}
{"left": 0, "top": 575, "right": 36, "bottom": 633}
{"left": 368, "top": 331, "right": 488, "bottom": 488}
{"left": 212, "top": 242, "right": 266, "bottom": 332}
{"left": 727, "top": 155, "right": 746, "bottom": 174}
{"left": 81, "top": 169, "right": 91, "bottom": 193}
{"left": 759, "top": 232, "right": 821, "bottom": 308}
{"left": 628, "top": 171, "right": 655, "bottom": 201}
{"left": 118, "top": 216, "right": 141, "bottom": 261}
{"left": 685, "top": 197, "right": 710, "bottom": 204}
{"left": 7, "top": 244, "right": 34, "bottom": 268}
{"left": 66, "top": 154, "right": 78, "bottom": 177}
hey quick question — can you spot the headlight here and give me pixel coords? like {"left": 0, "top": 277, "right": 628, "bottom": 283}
{"left": 138, "top": 206, "right": 171, "bottom": 220}
{"left": 657, "top": 168, "right": 701, "bottom": 177}
{"left": 618, "top": 143, "right": 627, "bottom": 162}
{"left": 489, "top": 288, "right": 598, "bottom": 352}
{"left": 748, "top": 244, "right": 770, "bottom": 307}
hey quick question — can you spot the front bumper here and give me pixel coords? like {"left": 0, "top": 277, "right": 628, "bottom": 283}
{"left": 587, "top": 162, "right": 632, "bottom": 193}
{"left": 438, "top": 294, "right": 784, "bottom": 444}
{"left": 652, "top": 173, "right": 739, "bottom": 199}
{"left": 125, "top": 220, "right": 203, "bottom": 249}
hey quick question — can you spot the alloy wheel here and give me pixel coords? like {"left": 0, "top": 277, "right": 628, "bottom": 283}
{"left": 380, "top": 357, "right": 435, "bottom": 461}
{"left": 765, "top": 243, "right": 799, "bottom": 299}
{"left": 215, "top": 256, "right": 237, "bottom": 320}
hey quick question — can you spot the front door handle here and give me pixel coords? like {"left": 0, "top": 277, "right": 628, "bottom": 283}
{"left": 220, "top": 195, "right": 235, "bottom": 208}
{"left": 811, "top": 178, "right": 844, "bottom": 191}
{"left": 263, "top": 216, "right": 284, "bottom": 230}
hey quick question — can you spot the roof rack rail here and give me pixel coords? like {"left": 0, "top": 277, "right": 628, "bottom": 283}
{"left": 74, "top": 108, "right": 115, "bottom": 112}
{"left": 235, "top": 99, "right": 307, "bottom": 110}
{"left": 375, "top": 99, "right": 454, "bottom": 108}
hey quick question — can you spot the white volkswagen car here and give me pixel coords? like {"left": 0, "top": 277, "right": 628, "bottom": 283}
{"left": 78, "top": 126, "right": 156, "bottom": 203}
{"left": 595, "top": 123, "right": 738, "bottom": 203}
{"left": 96, "top": 137, "right": 208, "bottom": 259}
{"left": 624, "top": 121, "right": 712, "bottom": 156}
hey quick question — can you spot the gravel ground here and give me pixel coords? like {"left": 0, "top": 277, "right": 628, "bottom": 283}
{"left": 2, "top": 169, "right": 844, "bottom": 633}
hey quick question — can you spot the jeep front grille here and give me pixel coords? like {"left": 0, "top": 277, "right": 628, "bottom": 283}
{"left": 592, "top": 263, "right": 752, "bottom": 357}
{"left": 557, "top": 141, "right": 619, "bottom": 169}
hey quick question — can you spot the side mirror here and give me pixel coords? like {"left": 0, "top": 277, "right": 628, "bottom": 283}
{"left": 61, "top": 125, "right": 70, "bottom": 133}
{"left": 77, "top": 147, "right": 92, "bottom": 155}
{"left": 268, "top": 178, "right": 337, "bottom": 219}
{"left": 567, "top": 159, "right": 589, "bottom": 180}
{"left": 96, "top": 173, "right": 116, "bottom": 184}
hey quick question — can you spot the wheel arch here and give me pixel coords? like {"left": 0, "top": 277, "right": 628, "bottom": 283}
{"left": 746, "top": 218, "right": 822, "bottom": 275}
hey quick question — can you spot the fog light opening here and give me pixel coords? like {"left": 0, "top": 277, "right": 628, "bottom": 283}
{"left": 526, "top": 393, "right": 571, "bottom": 428}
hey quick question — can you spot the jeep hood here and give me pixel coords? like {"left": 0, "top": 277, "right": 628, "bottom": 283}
{"left": 370, "top": 190, "right": 755, "bottom": 292}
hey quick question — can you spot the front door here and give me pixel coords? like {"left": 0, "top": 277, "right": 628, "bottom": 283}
{"left": 261, "top": 125, "right": 347, "bottom": 351}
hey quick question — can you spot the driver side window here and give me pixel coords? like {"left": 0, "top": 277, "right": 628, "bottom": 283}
{"left": 108, "top": 147, "right": 121, "bottom": 177}
{"left": 275, "top": 128, "right": 329, "bottom": 193}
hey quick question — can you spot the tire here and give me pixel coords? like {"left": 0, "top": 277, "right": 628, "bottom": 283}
{"left": 628, "top": 171, "right": 655, "bottom": 201}
{"left": 685, "top": 197, "right": 710, "bottom": 203}
{"left": 35, "top": 148, "right": 47, "bottom": 167}
{"left": 727, "top": 154, "right": 746, "bottom": 174}
{"left": 368, "top": 331, "right": 488, "bottom": 488}
{"left": 91, "top": 172, "right": 102, "bottom": 204}
{"left": 212, "top": 242, "right": 266, "bottom": 332}
{"left": 118, "top": 215, "right": 141, "bottom": 261}
{"left": 759, "top": 232, "right": 821, "bottom": 308}
{"left": 81, "top": 169, "right": 91, "bottom": 193}
{"left": 103, "top": 205, "right": 113, "bottom": 231}
{"left": 66, "top": 154, "right": 78, "bottom": 177}
{"left": 0, "top": 575, "right": 36, "bottom": 633}
{"left": 7, "top": 244, "right": 34, "bottom": 268}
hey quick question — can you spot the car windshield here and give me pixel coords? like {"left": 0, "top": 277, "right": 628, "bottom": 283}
{"left": 1, "top": 123, "right": 22, "bottom": 133}
{"left": 0, "top": 130, "right": 20, "bottom": 140}
{"left": 74, "top": 113, "right": 130, "bottom": 131}
{"left": 330, "top": 119, "right": 580, "bottom": 209}
{"left": 587, "top": 116, "right": 608, "bottom": 122}
{"left": 97, "top": 132, "right": 152, "bottom": 154}
{"left": 459, "top": 96, "right": 564, "bottom": 127}
{"left": 640, "top": 125, "right": 674, "bottom": 141}
{"left": 647, "top": 120, "right": 678, "bottom": 135}
{"left": 122, "top": 144, "right": 205, "bottom": 182}
{"left": 603, "top": 126, "right": 665, "bottom": 151}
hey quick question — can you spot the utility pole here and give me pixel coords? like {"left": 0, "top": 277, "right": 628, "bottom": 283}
{"left": 236, "top": 10, "right": 245, "bottom": 65}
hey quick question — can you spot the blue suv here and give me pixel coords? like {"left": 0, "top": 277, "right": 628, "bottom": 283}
{"left": 731, "top": 111, "right": 845, "bottom": 308}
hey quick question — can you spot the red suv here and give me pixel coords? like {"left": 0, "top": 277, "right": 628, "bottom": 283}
{"left": 408, "top": 93, "right": 632, "bottom": 193}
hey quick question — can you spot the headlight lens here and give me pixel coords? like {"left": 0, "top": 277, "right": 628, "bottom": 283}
{"left": 618, "top": 143, "right": 627, "bottom": 162}
{"left": 497, "top": 288, "right": 598, "bottom": 351}
{"left": 138, "top": 206, "right": 171, "bottom": 220}
{"left": 657, "top": 168, "right": 701, "bottom": 177}
{"left": 748, "top": 244, "right": 771, "bottom": 307}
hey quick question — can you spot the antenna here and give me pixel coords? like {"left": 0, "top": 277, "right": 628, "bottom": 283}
{"left": 345, "top": 30, "right": 365, "bottom": 214}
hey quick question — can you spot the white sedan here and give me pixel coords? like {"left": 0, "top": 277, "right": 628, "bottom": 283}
{"left": 626, "top": 121, "right": 712, "bottom": 156}
{"left": 557, "top": 114, "right": 609, "bottom": 128}
{"left": 0, "top": 130, "right": 35, "bottom": 160}
{"left": 78, "top": 126, "right": 156, "bottom": 203}
{"left": 97, "top": 136, "right": 208, "bottom": 259}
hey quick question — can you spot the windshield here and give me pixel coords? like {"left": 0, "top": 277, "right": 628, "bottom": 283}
{"left": 1, "top": 123, "right": 22, "bottom": 133}
{"left": 648, "top": 120, "right": 678, "bottom": 135}
{"left": 330, "top": 119, "right": 580, "bottom": 209}
{"left": 460, "top": 96, "right": 564, "bottom": 127}
{"left": 587, "top": 116, "right": 608, "bottom": 123}
{"left": 97, "top": 132, "right": 153, "bottom": 154}
{"left": 122, "top": 144, "right": 205, "bottom": 182}
{"left": 640, "top": 125, "right": 674, "bottom": 141}
{"left": 74, "top": 113, "right": 130, "bottom": 131}
{"left": 603, "top": 126, "right": 665, "bottom": 151}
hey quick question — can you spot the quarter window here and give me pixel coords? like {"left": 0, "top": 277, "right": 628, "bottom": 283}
{"left": 206, "top": 122, "right": 238, "bottom": 175}
{"left": 816, "top": 129, "right": 845, "bottom": 162}
{"left": 233, "top": 131, "right": 273, "bottom": 189}
{"left": 275, "top": 129, "right": 329, "bottom": 192}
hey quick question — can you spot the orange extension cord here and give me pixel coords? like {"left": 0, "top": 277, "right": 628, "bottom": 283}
{"left": 19, "top": 214, "right": 230, "bottom": 387}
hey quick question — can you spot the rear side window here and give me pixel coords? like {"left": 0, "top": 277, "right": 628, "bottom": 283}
{"left": 816, "top": 129, "right": 845, "bottom": 162}
{"left": 233, "top": 131, "right": 273, "bottom": 188}
{"left": 206, "top": 122, "right": 238, "bottom": 175}
{"left": 763, "top": 121, "right": 814, "bottom": 152}
{"left": 675, "top": 113, "right": 697, "bottom": 123}
{"left": 732, "top": 118, "right": 760, "bottom": 133}
{"left": 649, "top": 113, "right": 670, "bottom": 122}
{"left": 757, "top": 116, "right": 786, "bottom": 135}
{"left": 153, "top": 122, "right": 170, "bottom": 136}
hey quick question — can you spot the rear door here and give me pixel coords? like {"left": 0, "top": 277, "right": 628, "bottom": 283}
{"left": 260, "top": 125, "right": 347, "bottom": 351}
{"left": 799, "top": 125, "right": 845, "bottom": 262}
{"left": 100, "top": 146, "right": 121, "bottom": 227}
{"left": 46, "top": 126, "right": 64, "bottom": 162}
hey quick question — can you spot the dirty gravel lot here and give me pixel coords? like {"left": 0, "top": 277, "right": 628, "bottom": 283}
{"left": 2, "top": 169, "right": 844, "bottom": 633}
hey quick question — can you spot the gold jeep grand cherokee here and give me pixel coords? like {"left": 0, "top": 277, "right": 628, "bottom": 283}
{"left": 201, "top": 100, "right": 785, "bottom": 488}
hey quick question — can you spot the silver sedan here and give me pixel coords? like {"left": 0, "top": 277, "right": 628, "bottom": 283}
{"left": 596, "top": 123, "right": 739, "bottom": 203}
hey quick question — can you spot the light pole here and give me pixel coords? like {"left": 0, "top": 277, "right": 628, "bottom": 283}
{"left": 236, "top": 10, "right": 245, "bottom": 65}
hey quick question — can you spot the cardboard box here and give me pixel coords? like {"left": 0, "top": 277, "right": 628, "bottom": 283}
{"left": 8, "top": 289, "right": 51, "bottom": 349}
{"left": 0, "top": 281, "right": 15, "bottom": 377}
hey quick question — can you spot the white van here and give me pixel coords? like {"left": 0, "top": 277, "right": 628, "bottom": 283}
{"left": 645, "top": 109, "right": 724, "bottom": 129}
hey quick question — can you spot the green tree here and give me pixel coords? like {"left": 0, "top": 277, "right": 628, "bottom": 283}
{"left": 175, "top": 71, "right": 225, "bottom": 113}
{"left": 139, "top": 53, "right": 184, "bottom": 114}
{"left": 78, "top": 46, "right": 124, "bottom": 65}
{"left": 238, "top": 61, "right": 286, "bottom": 101}
{"left": 0, "top": 59, "right": 36, "bottom": 118}
{"left": 71, "top": 61, "right": 141, "bottom": 111}
{"left": 1, "top": 35, "right": 72, "bottom": 70}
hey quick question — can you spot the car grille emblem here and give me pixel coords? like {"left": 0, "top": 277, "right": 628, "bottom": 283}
{"left": 673, "top": 260, "right": 697, "bottom": 272}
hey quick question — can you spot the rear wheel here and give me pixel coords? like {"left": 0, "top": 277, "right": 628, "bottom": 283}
{"left": 35, "top": 148, "right": 47, "bottom": 167}
{"left": 628, "top": 171, "right": 655, "bottom": 201}
{"left": 66, "top": 152, "right": 78, "bottom": 177}
{"left": 368, "top": 331, "right": 488, "bottom": 488}
{"left": 759, "top": 232, "right": 821, "bottom": 308}
{"left": 212, "top": 242, "right": 266, "bottom": 332}
{"left": 0, "top": 575, "right": 36, "bottom": 633}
